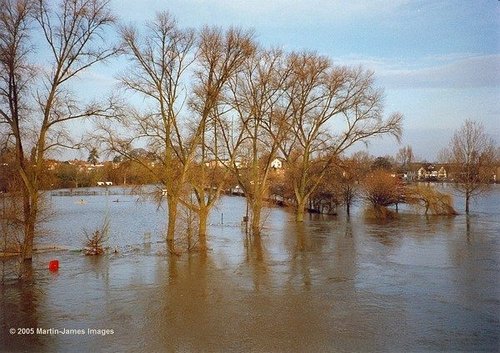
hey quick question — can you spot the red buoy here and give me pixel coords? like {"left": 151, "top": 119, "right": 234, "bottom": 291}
{"left": 49, "top": 260, "right": 59, "bottom": 271}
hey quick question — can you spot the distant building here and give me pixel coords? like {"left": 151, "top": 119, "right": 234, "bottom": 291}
{"left": 97, "top": 181, "right": 113, "bottom": 186}
{"left": 437, "top": 166, "right": 447, "bottom": 180}
{"left": 270, "top": 158, "right": 283, "bottom": 170}
{"left": 417, "top": 164, "right": 448, "bottom": 181}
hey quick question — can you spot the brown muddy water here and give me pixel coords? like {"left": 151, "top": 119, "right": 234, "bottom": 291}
{"left": 1, "top": 186, "right": 499, "bottom": 352}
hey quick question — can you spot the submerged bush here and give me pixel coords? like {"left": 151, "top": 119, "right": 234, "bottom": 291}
{"left": 83, "top": 218, "right": 110, "bottom": 256}
{"left": 362, "top": 170, "right": 401, "bottom": 208}
{"left": 405, "top": 185, "right": 457, "bottom": 215}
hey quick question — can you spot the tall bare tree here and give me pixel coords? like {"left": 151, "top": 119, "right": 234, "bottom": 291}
{"left": 442, "top": 120, "right": 497, "bottom": 214}
{"left": 223, "top": 48, "right": 291, "bottom": 235}
{"left": 0, "top": 0, "right": 117, "bottom": 260}
{"left": 98, "top": 12, "right": 196, "bottom": 251}
{"left": 281, "top": 53, "right": 402, "bottom": 222}
{"left": 186, "top": 26, "right": 254, "bottom": 248}
{"left": 100, "top": 17, "right": 257, "bottom": 250}
{"left": 0, "top": 0, "right": 34, "bottom": 261}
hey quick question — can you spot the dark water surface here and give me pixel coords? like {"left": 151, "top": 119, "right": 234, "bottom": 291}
{"left": 1, "top": 186, "right": 499, "bottom": 352}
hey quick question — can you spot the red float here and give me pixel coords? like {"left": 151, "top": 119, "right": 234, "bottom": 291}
{"left": 49, "top": 260, "right": 59, "bottom": 271}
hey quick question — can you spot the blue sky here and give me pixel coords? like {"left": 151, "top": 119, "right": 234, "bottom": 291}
{"left": 76, "top": 0, "right": 499, "bottom": 161}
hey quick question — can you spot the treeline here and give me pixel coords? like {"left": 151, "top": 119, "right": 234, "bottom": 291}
{"left": 1, "top": 1, "right": 495, "bottom": 259}
{"left": 90, "top": 13, "right": 403, "bottom": 252}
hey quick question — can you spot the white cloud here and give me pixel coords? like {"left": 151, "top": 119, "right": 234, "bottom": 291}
{"left": 385, "top": 55, "right": 500, "bottom": 89}
{"left": 337, "top": 54, "right": 500, "bottom": 89}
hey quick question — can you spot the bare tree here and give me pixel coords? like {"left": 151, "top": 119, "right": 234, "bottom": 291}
{"left": 222, "top": 47, "right": 291, "bottom": 235}
{"left": 405, "top": 184, "right": 456, "bottom": 215}
{"left": 1, "top": 0, "right": 117, "bottom": 260}
{"left": 99, "top": 17, "right": 257, "bottom": 250}
{"left": 336, "top": 154, "right": 369, "bottom": 216}
{"left": 362, "top": 169, "right": 401, "bottom": 219}
{"left": 97, "top": 12, "right": 196, "bottom": 252}
{"left": 281, "top": 53, "right": 402, "bottom": 222}
{"left": 0, "top": 0, "right": 34, "bottom": 261}
{"left": 186, "top": 26, "right": 254, "bottom": 248}
{"left": 396, "top": 145, "right": 414, "bottom": 171}
{"left": 441, "top": 120, "right": 497, "bottom": 214}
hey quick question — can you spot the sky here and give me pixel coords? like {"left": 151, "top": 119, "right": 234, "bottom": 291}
{"left": 74, "top": 0, "right": 499, "bottom": 161}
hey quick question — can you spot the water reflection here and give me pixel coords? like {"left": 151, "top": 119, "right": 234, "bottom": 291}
{"left": 1, "top": 262, "right": 45, "bottom": 352}
{"left": 331, "top": 220, "right": 357, "bottom": 284}
{"left": 243, "top": 233, "right": 270, "bottom": 292}
{"left": 287, "top": 221, "right": 313, "bottom": 289}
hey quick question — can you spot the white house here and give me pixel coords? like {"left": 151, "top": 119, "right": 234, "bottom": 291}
{"left": 437, "top": 166, "right": 447, "bottom": 180}
{"left": 271, "top": 158, "right": 283, "bottom": 169}
{"left": 97, "top": 181, "right": 113, "bottom": 186}
{"left": 417, "top": 165, "right": 448, "bottom": 181}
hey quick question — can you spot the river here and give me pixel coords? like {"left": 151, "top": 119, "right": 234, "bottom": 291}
{"left": 1, "top": 185, "right": 499, "bottom": 352}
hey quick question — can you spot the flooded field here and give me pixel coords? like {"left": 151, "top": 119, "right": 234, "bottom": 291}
{"left": 1, "top": 186, "right": 499, "bottom": 352}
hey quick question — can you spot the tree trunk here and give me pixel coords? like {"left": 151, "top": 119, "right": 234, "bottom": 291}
{"left": 465, "top": 193, "right": 470, "bottom": 214}
{"left": 166, "top": 197, "right": 178, "bottom": 251}
{"left": 21, "top": 189, "right": 37, "bottom": 261}
{"left": 22, "top": 223, "right": 35, "bottom": 261}
{"left": 296, "top": 197, "right": 307, "bottom": 222}
{"left": 198, "top": 207, "right": 209, "bottom": 251}
{"left": 251, "top": 198, "right": 262, "bottom": 236}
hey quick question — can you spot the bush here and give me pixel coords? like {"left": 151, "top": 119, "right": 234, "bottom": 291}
{"left": 405, "top": 185, "right": 457, "bottom": 215}
{"left": 362, "top": 170, "right": 401, "bottom": 208}
{"left": 83, "top": 218, "right": 110, "bottom": 256}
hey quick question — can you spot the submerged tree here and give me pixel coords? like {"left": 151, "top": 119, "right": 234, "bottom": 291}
{"left": 186, "top": 26, "right": 254, "bottom": 248}
{"left": 99, "top": 12, "right": 196, "bottom": 252}
{"left": 100, "top": 14, "right": 255, "bottom": 250}
{"left": 441, "top": 120, "right": 497, "bottom": 214}
{"left": 0, "top": 0, "right": 117, "bottom": 260}
{"left": 405, "top": 184, "right": 456, "bottom": 215}
{"left": 336, "top": 154, "right": 370, "bottom": 216}
{"left": 362, "top": 169, "right": 401, "bottom": 218}
{"left": 281, "top": 53, "right": 402, "bottom": 222}
{"left": 223, "top": 48, "right": 291, "bottom": 235}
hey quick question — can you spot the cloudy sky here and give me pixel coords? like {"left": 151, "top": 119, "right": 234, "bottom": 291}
{"left": 79, "top": 0, "right": 499, "bottom": 161}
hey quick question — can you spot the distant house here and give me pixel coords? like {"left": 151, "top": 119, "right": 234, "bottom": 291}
{"left": 271, "top": 158, "right": 283, "bottom": 170}
{"left": 417, "top": 167, "right": 427, "bottom": 180}
{"left": 437, "top": 166, "right": 447, "bottom": 180}
{"left": 97, "top": 181, "right": 113, "bottom": 186}
{"left": 417, "top": 164, "right": 448, "bottom": 181}
{"left": 87, "top": 163, "right": 104, "bottom": 171}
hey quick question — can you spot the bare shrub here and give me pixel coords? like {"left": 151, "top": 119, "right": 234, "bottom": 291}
{"left": 405, "top": 184, "right": 457, "bottom": 215}
{"left": 83, "top": 218, "right": 110, "bottom": 256}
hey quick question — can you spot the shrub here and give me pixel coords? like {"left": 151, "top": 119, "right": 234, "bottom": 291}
{"left": 83, "top": 218, "right": 110, "bottom": 256}
{"left": 405, "top": 185, "right": 457, "bottom": 215}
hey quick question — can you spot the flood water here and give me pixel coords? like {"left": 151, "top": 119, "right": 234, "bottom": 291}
{"left": 1, "top": 185, "right": 499, "bottom": 352}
